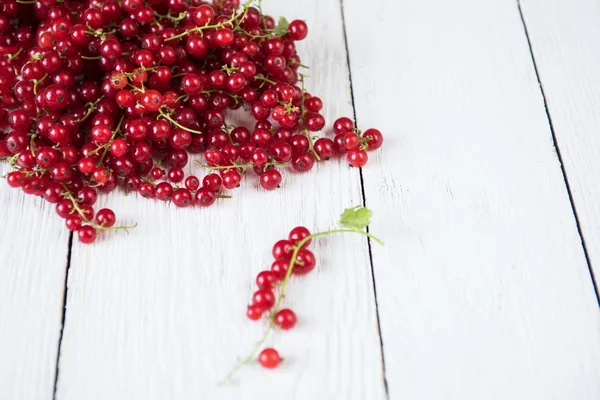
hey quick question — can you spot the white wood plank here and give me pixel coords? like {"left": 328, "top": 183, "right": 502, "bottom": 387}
{"left": 0, "top": 163, "right": 70, "bottom": 399}
{"left": 55, "top": 1, "right": 386, "bottom": 399}
{"left": 519, "top": 0, "right": 600, "bottom": 284}
{"left": 344, "top": 0, "right": 600, "bottom": 399}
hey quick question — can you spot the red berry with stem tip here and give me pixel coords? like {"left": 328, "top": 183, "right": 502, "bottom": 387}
{"left": 155, "top": 182, "right": 174, "bottom": 201}
{"left": 292, "top": 153, "right": 315, "bottom": 172}
{"left": 96, "top": 208, "right": 116, "bottom": 227}
{"left": 258, "top": 348, "right": 281, "bottom": 369}
{"left": 195, "top": 187, "right": 217, "bottom": 207}
{"left": 289, "top": 226, "right": 312, "bottom": 247}
{"left": 275, "top": 309, "right": 297, "bottom": 330}
{"left": 173, "top": 188, "right": 193, "bottom": 207}
{"left": 260, "top": 169, "right": 282, "bottom": 190}
{"left": 138, "top": 183, "right": 155, "bottom": 198}
{"left": 185, "top": 176, "right": 200, "bottom": 191}
{"left": 347, "top": 148, "right": 368, "bottom": 168}
{"left": 363, "top": 128, "right": 384, "bottom": 150}
{"left": 252, "top": 289, "right": 275, "bottom": 309}
{"left": 292, "top": 248, "right": 316, "bottom": 275}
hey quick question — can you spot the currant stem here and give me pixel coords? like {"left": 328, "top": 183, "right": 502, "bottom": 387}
{"left": 158, "top": 110, "right": 204, "bottom": 134}
{"left": 6, "top": 48, "right": 24, "bottom": 62}
{"left": 77, "top": 96, "right": 104, "bottom": 123}
{"left": 98, "top": 114, "right": 125, "bottom": 165}
{"left": 219, "top": 227, "right": 382, "bottom": 384}
{"left": 32, "top": 74, "right": 48, "bottom": 95}
{"left": 61, "top": 184, "right": 137, "bottom": 232}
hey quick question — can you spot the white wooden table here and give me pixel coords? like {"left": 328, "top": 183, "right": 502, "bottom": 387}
{"left": 2, "top": 0, "right": 600, "bottom": 399}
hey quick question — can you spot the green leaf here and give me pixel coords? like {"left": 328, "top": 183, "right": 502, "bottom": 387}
{"left": 338, "top": 206, "right": 373, "bottom": 230}
{"left": 273, "top": 17, "right": 289, "bottom": 36}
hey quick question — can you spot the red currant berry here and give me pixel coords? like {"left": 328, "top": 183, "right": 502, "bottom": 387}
{"left": 260, "top": 169, "right": 282, "bottom": 191}
{"left": 195, "top": 187, "right": 216, "bottom": 207}
{"left": 78, "top": 225, "right": 97, "bottom": 244}
{"left": 363, "top": 128, "right": 384, "bottom": 150}
{"left": 333, "top": 117, "right": 354, "bottom": 134}
{"left": 347, "top": 148, "right": 368, "bottom": 168}
{"left": 343, "top": 133, "right": 361, "bottom": 150}
{"left": 291, "top": 153, "right": 315, "bottom": 172}
{"left": 313, "top": 138, "right": 335, "bottom": 160}
{"left": 222, "top": 170, "right": 241, "bottom": 189}
{"left": 258, "top": 348, "right": 281, "bottom": 369}
{"left": 252, "top": 289, "right": 275, "bottom": 309}
{"left": 270, "top": 259, "right": 289, "bottom": 280}
{"left": 185, "top": 176, "right": 200, "bottom": 191}
{"left": 173, "top": 188, "right": 193, "bottom": 207}
{"left": 272, "top": 239, "right": 294, "bottom": 260}
{"left": 293, "top": 248, "right": 316, "bottom": 275}
{"left": 247, "top": 305, "right": 263, "bottom": 321}
{"left": 168, "top": 167, "right": 185, "bottom": 183}
{"left": 288, "top": 226, "right": 311, "bottom": 247}
{"left": 274, "top": 309, "right": 297, "bottom": 330}
{"left": 202, "top": 173, "right": 222, "bottom": 191}
{"left": 66, "top": 215, "right": 83, "bottom": 232}
{"left": 256, "top": 271, "right": 276, "bottom": 290}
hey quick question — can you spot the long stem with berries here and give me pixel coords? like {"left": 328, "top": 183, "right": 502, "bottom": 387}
{"left": 219, "top": 224, "right": 382, "bottom": 384}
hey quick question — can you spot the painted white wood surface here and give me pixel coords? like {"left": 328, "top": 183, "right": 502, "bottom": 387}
{"left": 519, "top": 0, "right": 600, "bottom": 284}
{"left": 0, "top": 164, "right": 70, "bottom": 399}
{"left": 344, "top": 0, "right": 600, "bottom": 399}
{"left": 54, "top": 1, "right": 386, "bottom": 399}
{"left": 2, "top": 0, "right": 600, "bottom": 399}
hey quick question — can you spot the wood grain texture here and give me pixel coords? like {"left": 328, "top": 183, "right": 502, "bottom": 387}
{"left": 343, "top": 0, "right": 600, "bottom": 399}
{"left": 54, "top": 1, "right": 386, "bottom": 399}
{"left": 0, "top": 164, "right": 70, "bottom": 399}
{"left": 519, "top": 0, "right": 600, "bottom": 285}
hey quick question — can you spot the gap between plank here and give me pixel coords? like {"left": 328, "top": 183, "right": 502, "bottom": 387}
{"left": 53, "top": 232, "right": 73, "bottom": 400}
{"left": 516, "top": 0, "right": 600, "bottom": 306}
{"left": 339, "top": 0, "right": 390, "bottom": 397}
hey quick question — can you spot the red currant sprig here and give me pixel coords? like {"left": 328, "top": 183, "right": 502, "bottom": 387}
{"left": 220, "top": 206, "right": 382, "bottom": 382}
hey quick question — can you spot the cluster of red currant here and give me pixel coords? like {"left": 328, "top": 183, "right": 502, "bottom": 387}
{"left": 0, "top": 0, "right": 384, "bottom": 244}
{"left": 221, "top": 206, "right": 382, "bottom": 380}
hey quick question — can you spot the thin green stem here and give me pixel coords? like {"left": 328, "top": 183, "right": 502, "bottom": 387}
{"left": 163, "top": 1, "right": 252, "bottom": 43}
{"left": 98, "top": 115, "right": 125, "bottom": 164}
{"left": 61, "top": 184, "right": 137, "bottom": 232}
{"left": 6, "top": 48, "right": 23, "bottom": 62}
{"left": 32, "top": 74, "right": 48, "bottom": 95}
{"left": 77, "top": 96, "right": 104, "bottom": 123}
{"left": 253, "top": 74, "right": 276, "bottom": 85}
{"left": 219, "top": 227, "right": 382, "bottom": 384}
{"left": 158, "top": 110, "right": 204, "bottom": 134}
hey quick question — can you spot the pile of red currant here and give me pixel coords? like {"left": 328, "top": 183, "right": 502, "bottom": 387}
{"left": 0, "top": 0, "right": 384, "bottom": 244}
